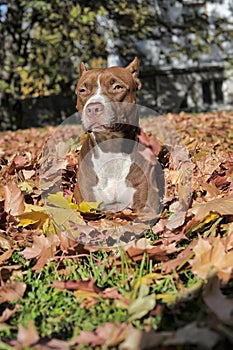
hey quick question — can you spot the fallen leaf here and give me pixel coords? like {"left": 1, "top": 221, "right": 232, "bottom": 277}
{"left": 77, "top": 200, "right": 102, "bottom": 213}
{"left": 166, "top": 210, "right": 186, "bottom": 230}
{"left": 18, "top": 181, "right": 34, "bottom": 193}
{"left": 17, "top": 210, "right": 49, "bottom": 228}
{"left": 47, "top": 192, "right": 71, "bottom": 209}
{"left": 0, "top": 281, "right": 26, "bottom": 304}
{"left": 21, "top": 169, "right": 35, "bottom": 180}
{"left": 190, "top": 196, "right": 233, "bottom": 221}
{"left": 42, "top": 338, "right": 70, "bottom": 350}
{"left": 8, "top": 154, "right": 28, "bottom": 174}
{"left": 72, "top": 322, "right": 130, "bottom": 347}
{"left": 4, "top": 182, "right": 25, "bottom": 216}
{"left": 190, "top": 235, "right": 233, "bottom": 283}
{"left": 0, "top": 305, "right": 20, "bottom": 323}
{"left": 138, "top": 129, "right": 162, "bottom": 155}
{"left": 125, "top": 237, "right": 177, "bottom": 262}
{"left": 51, "top": 278, "right": 101, "bottom": 293}
{"left": 20, "top": 234, "right": 59, "bottom": 271}
{"left": 204, "top": 275, "right": 233, "bottom": 326}
{"left": 128, "top": 283, "right": 156, "bottom": 321}
{"left": 162, "top": 241, "right": 195, "bottom": 273}
{"left": 17, "top": 319, "right": 39, "bottom": 347}
{"left": 0, "top": 249, "right": 13, "bottom": 263}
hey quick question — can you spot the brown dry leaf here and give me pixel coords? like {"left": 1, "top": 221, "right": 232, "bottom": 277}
{"left": 0, "top": 233, "right": 12, "bottom": 250}
{"left": 72, "top": 322, "right": 130, "bottom": 347}
{"left": 4, "top": 182, "right": 25, "bottom": 216}
{"left": 37, "top": 338, "right": 70, "bottom": 350}
{"left": 162, "top": 241, "right": 195, "bottom": 273}
{"left": 125, "top": 237, "right": 177, "bottom": 262}
{"left": 138, "top": 129, "right": 162, "bottom": 156}
{"left": 119, "top": 322, "right": 219, "bottom": 350}
{"left": 8, "top": 154, "right": 28, "bottom": 174}
{"left": 0, "top": 249, "right": 14, "bottom": 264}
{"left": 51, "top": 278, "right": 101, "bottom": 293}
{"left": 21, "top": 169, "right": 35, "bottom": 180}
{"left": 51, "top": 278, "right": 121, "bottom": 308}
{"left": 0, "top": 305, "right": 20, "bottom": 323}
{"left": 190, "top": 196, "right": 233, "bottom": 222}
{"left": 166, "top": 210, "right": 186, "bottom": 230}
{"left": 190, "top": 235, "right": 233, "bottom": 283}
{"left": 118, "top": 327, "right": 162, "bottom": 350}
{"left": 20, "top": 234, "right": 60, "bottom": 271}
{"left": 0, "top": 281, "right": 26, "bottom": 304}
{"left": 204, "top": 275, "right": 233, "bottom": 326}
{"left": 17, "top": 319, "right": 39, "bottom": 347}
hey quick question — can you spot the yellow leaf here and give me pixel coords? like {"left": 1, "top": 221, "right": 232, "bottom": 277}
{"left": 128, "top": 283, "right": 156, "bottom": 321}
{"left": 47, "top": 192, "right": 70, "bottom": 209}
{"left": 156, "top": 293, "right": 177, "bottom": 304}
{"left": 77, "top": 200, "right": 102, "bottom": 213}
{"left": 132, "top": 273, "right": 164, "bottom": 299}
{"left": 24, "top": 203, "right": 47, "bottom": 212}
{"left": 74, "top": 290, "right": 98, "bottom": 299}
{"left": 18, "top": 181, "right": 34, "bottom": 194}
{"left": 17, "top": 210, "right": 49, "bottom": 228}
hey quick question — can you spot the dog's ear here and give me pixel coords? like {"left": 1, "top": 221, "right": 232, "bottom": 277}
{"left": 80, "top": 62, "right": 88, "bottom": 77}
{"left": 126, "top": 57, "right": 142, "bottom": 90}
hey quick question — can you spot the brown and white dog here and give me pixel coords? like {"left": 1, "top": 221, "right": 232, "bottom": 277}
{"left": 74, "top": 57, "right": 163, "bottom": 216}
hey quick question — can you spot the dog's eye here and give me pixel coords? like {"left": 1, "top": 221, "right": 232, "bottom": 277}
{"left": 79, "top": 88, "right": 86, "bottom": 94}
{"left": 114, "top": 84, "right": 124, "bottom": 90}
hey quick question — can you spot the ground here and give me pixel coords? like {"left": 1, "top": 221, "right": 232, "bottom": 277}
{"left": 0, "top": 111, "right": 232, "bottom": 349}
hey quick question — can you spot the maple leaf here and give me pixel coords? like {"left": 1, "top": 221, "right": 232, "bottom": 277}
{"left": 190, "top": 196, "right": 233, "bottom": 222}
{"left": 4, "top": 182, "right": 25, "bottom": 216}
{"left": 20, "top": 234, "right": 60, "bottom": 271}
{"left": 190, "top": 235, "right": 233, "bottom": 283}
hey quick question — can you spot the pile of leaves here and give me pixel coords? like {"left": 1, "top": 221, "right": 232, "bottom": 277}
{"left": 0, "top": 112, "right": 232, "bottom": 350}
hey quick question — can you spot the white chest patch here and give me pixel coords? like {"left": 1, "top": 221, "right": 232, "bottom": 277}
{"left": 91, "top": 147, "right": 136, "bottom": 212}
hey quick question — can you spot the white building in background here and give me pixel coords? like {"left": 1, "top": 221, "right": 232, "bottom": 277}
{"left": 106, "top": 0, "right": 233, "bottom": 113}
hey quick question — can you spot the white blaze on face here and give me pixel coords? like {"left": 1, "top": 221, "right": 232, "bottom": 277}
{"left": 82, "top": 75, "right": 106, "bottom": 129}
{"left": 91, "top": 146, "right": 136, "bottom": 212}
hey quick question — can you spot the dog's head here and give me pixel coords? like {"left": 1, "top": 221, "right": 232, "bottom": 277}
{"left": 75, "top": 57, "right": 141, "bottom": 133}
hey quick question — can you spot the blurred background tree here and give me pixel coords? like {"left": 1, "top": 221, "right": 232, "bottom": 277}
{"left": 0, "top": 0, "right": 232, "bottom": 129}
{"left": 0, "top": 0, "right": 106, "bottom": 128}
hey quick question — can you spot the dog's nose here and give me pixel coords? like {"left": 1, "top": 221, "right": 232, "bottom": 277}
{"left": 86, "top": 102, "right": 104, "bottom": 118}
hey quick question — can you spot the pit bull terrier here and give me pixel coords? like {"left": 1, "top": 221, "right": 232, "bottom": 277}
{"left": 74, "top": 57, "right": 163, "bottom": 217}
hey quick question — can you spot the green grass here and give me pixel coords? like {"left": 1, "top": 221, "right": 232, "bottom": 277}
{"left": 0, "top": 246, "right": 206, "bottom": 344}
